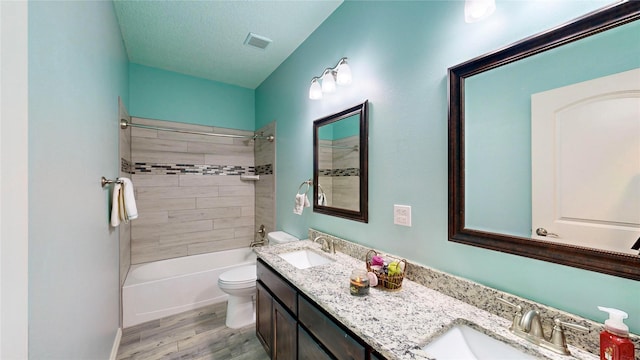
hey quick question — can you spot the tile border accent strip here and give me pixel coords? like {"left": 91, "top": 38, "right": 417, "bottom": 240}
{"left": 307, "top": 228, "right": 640, "bottom": 357}
{"left": 130, "top": 162, "right": 274, "bottom": 176}
{"left": 132, "top": 162, "right": 264, "bottom": 176}
{"left": 121, "top": 158, "right": 133, "bottom": 174}
{"left": 318, "top": 167, "right": 360, "bottom": 176}
{"left": 255, "top": 164, "right": 273, "bottom": 175}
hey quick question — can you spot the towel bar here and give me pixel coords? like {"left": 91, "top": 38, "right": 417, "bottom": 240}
{"left": 101, "top": 176, "right": 123, "bottom": 188}
{"left": 298, "top": 179, "right": 312, "bottom": 195}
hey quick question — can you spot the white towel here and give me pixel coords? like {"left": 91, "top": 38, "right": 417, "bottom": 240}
{"left": 293, "top": 193, "right": 306, "bottom": 215}
{"left": 119, "top": 177, "right": 138, "bottom": 220}
{"left": 318, "top": 193, "right": 327, "bottom": 206}
{"left": 110, "top": 183, "right": 122, "bottom": 227}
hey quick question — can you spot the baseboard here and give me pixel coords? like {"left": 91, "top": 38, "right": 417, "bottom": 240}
{"left": 109, "top": 328, "right": 122, "bottom": 360}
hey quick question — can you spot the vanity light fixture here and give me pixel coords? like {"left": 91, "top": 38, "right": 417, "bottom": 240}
{"left": 308, "top": 57, "right": 352, "bottom": 100}
{"left": 464, "top": 0, "right": 496, "bottom": 23}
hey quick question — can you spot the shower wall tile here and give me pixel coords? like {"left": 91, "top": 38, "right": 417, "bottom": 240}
{"left": 130, "top": 117, "right": 258, "bottom": 264}
{"left": 133, "top": 151, "right": 205, "bottom": 165}
{"left": 136, "top": 186, "right": 220, "bottom": 199}
{"left": 196, "top": 196, "right": 253, "bottom": 209}
{"left": 132, "top": 219, "right": 214, "bottom": 239}
{"left": 136, "top": 198, "right": 196, "bottom": 212}
{"left": 254, "top": 121, "right": 276, "bottom": 236}
{"left": 135, "top": 211, "right": 169, "bottom": 226}
{"left": 204, "top": 154, "right": 255, "bottom": 167}
{"left": 131, "top": 174, "right": 180, "bottom": 187}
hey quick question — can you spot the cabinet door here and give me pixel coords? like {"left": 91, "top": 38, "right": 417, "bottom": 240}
{"left": 273, "top": 301, "right": 296, "bottom": 360}
{"left": 298, "top": 297, "right": 365, "bottom": 360}
{"left": 256, "top": 282, "right": 273, "bottom": 357}
{"left": 298, "top": 325, "right": 332, "bottom": 360}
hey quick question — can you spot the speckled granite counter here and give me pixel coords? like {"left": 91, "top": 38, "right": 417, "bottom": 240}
{"left": 254, "top": 239, "right": 599, "bottom": 360}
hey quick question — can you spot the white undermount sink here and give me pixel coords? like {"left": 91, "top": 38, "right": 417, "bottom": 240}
{"left": 278, "top": 249, "right": 335, "bottom": 269}
{"left": 422, "top": 324, "right": 536, "bottom": 360}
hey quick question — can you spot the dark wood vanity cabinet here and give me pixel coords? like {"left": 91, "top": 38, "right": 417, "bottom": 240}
{"left": 273, "top": 300, "right": 297, "bottom": 360}
{"left": 256, "top": 262, "right": 297, "bottom": 360}
{"left": 256, "top": 281, "right": 273, "bottom": 355}
{"left": 256, "top": 259, "right": 383, "bottom": 360}
{"left": 298, "top": 296, "right": 365, "bottom": 360}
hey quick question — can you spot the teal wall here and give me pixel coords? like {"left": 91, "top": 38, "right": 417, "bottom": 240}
{"left": 129, "top": 63, "right": 255, "bottom": 130}
{"left": 29, "top": 1, "right": 128, "bottom": 358}
{"left": 318, "top": 114, "right": 359, "bottom": 141}
{"left": 256, "top": 0, "right": 640, "bottom": 333}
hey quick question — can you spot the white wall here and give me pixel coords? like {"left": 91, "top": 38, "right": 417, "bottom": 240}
{"left": 0, "top": 1, "right": 29, "bottom": 358}
{"left": 28, "top": 1, "right": 129, "bottom": 358}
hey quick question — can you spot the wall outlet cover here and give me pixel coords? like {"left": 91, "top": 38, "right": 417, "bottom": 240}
{"left": 393, "top": 204, "right": 411, "bottom": 227}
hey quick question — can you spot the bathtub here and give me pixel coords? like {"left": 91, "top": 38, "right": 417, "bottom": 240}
{"left": 122, "top": 248, "right": 256, "bottom": 328}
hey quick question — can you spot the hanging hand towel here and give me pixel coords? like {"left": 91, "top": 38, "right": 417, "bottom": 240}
{"left": 110, "top": 183, "right": 122, "bottom": 227}
{"left": 118, "top": 177, "right": 138, "bottom": 220}
{"left": 318, "top": 192, "right": 327, "bottom": 206}
{"left": 293, "top": 193, "right": 306, "bottom": 215}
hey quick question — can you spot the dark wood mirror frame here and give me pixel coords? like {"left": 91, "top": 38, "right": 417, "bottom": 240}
{"left": 448, "top": 2, "right": 640, "bottom": 281}
{"left": 313, "top": 100, "right": 369, "bottom": 223}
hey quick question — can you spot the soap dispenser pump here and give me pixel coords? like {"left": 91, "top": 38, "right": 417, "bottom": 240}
{"left": 597, "top": 306, "right": 635, "bottom": 360}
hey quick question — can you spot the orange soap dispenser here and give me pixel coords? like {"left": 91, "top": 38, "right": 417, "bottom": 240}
{"left": 598, "top": 306, "right": 635, "bottom": 360}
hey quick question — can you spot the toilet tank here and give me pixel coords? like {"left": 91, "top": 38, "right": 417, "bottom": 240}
{"left": 267, "top": 231, "right": 300, "bottom": 244}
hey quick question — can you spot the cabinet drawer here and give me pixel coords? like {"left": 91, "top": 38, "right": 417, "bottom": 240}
{"left": 298, "top": 296, "right": 365, "bottom": 360}
{"left": 257, "top": 259, "right": 297, "bottom": 315}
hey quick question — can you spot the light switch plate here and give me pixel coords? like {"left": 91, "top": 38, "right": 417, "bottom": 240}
{"left": 393, "top": 204, "right": 412, "bottom": 226}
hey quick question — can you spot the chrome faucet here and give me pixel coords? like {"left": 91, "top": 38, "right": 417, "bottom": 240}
{"left": 313, "top": 235, "right": 335, "bottom": 253}
{"left": 497, "top": 297, "right": 589, "bottom": 355}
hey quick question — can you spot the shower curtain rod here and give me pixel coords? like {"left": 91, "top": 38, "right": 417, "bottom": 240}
{"left": 120, "top": 119, "right": 275, "bottom": 142}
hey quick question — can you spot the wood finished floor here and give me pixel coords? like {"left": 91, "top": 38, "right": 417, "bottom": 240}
{"left": 117, "top": 302, "right": 270, "bottom": 360}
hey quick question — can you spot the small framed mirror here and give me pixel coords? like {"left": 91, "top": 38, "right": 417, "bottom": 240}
{"left": 313, "top": 100, "right": 368, "bottom": 222}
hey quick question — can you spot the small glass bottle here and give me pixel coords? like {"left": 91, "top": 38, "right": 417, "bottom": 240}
{"left": 349, "top": 269, "right": 370, "bottom": 296}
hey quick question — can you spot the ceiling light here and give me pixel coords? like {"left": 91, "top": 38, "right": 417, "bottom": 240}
{"left": 464, "top": 0, "right": 496, "bottom": 23}
{"left": 308, "top": 57, "right": 352, "bottom": 100}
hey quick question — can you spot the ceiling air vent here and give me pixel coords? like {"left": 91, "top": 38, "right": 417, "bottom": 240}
{"left": 244, "top": 32, "right": 272, "bottom": 50}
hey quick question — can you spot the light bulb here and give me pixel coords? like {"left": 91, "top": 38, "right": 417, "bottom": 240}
{"left": 309, "top": 78, "right": 322, "bottom": 100}
{"left": 464, "top": 0, "right": 495, "bottom": 23}
{"left": 321, "top": 69, "right": 336, "bottom": 93}
{"left": 336, "top": 59, "right": 352, "bottom": 85}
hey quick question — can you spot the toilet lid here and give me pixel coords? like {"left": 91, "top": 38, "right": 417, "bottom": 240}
{"left": 219, "top": 265, "right": 257, "bottom": 283}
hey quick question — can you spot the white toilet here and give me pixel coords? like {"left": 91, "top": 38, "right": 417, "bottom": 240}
{"left": 218, "top": 231, "right": 300, "bottom": 328}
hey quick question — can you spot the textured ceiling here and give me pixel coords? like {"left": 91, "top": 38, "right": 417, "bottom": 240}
{"left": 113, "top": 0, "right": 343, "bottom": 89}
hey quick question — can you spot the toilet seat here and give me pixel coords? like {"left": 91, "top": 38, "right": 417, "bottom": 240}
{"left": 218, "top": 265, "right": 256, "bottom": 289}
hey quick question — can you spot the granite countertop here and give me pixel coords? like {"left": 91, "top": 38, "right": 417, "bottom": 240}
{"left": 254, "top": 240, "right": 598, "bottom": 360}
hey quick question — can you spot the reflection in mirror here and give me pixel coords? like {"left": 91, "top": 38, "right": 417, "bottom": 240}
{"left": 314, "top": 101, "right": 368, "bottom": 222}
{"left": 449, "top": 2, "right": 640, "bottom": 280}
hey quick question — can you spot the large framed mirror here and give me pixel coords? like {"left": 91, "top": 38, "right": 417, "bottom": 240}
{"left": 449, "top": 2, "right": 640, "bottom": 280}
{"left": 313, "top": 100, "right": 368, "bottom": 222}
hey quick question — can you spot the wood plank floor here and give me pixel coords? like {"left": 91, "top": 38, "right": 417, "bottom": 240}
{"left": 117, "top": 302, "right": 270, "bottom": 360}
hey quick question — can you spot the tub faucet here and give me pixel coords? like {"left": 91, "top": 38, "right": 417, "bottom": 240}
{"left": 250, "top": 225, "right": 268, "bottom": 248}
{"left": 314, "top": 236, "right": 335, "bottom": 253}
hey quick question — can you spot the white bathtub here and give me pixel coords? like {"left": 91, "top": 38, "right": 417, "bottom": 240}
{"left": 122, "top": 248, "right": 256, "bottom": 328}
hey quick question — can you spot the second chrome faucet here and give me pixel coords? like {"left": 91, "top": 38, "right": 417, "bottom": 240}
{"left": 313, "top": 235, "right": 335, "bottom": 254}
{"left": 497, "top": 297, "right": 589, "bottom": 355}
